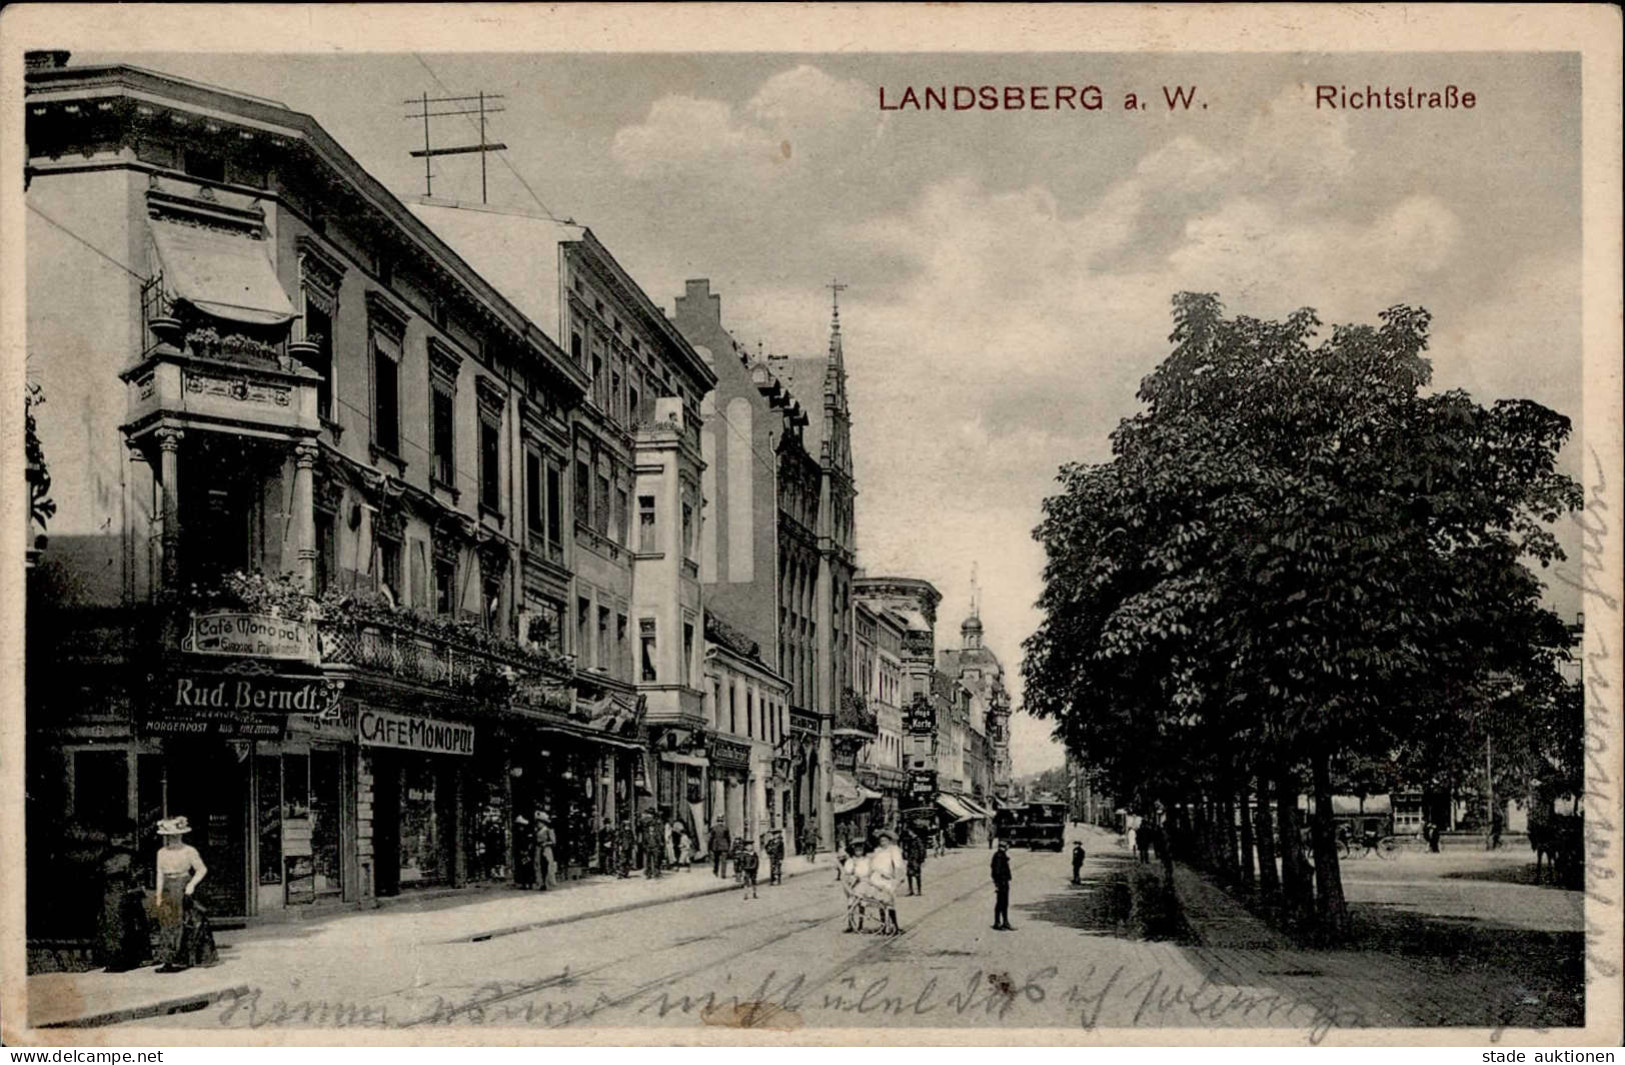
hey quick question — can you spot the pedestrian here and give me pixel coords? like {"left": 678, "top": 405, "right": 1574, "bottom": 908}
{"left": 990, "top": 838, "right": 1014, "bottom": 931}
{"left": 152, "top": 817, "right": 208, "bottom": 971}
{"left": 662, "top": 815, "right": 676, "bottom": 868}
{"left": 870, "top": 828, "right": 906, "bottom": 934}
{"left": 709, "top": 817, "right": 731, "bottom": 878}
{"left": 642, "top": 813, "right": 665, "bottom": 879}
{"left": 801, "top": 822, "right": 819, "bottom": 862}
{"left": 96, "top": 820, "right": 149, "bottom": 972}
{"left": 1071, "top": 840, "right": 1086, "bottom": 884}
{"left": 933, "top": 829, "right": 946, "bottom": 858}
{"left": 598, "top": 818, "right": 617, "bottom": 876}
{"left": 1134, "top": 823, "right": 1150, "bottom": 864}
{"left": 904, "top": 830, "right": 925, "bottom": 896}
{"left": 534, "top": 812, "right": 557, "bottom": 890}
{"left": 764, "top": 828, "right": 785, "bottom": 885}
{"left": 673, "top": 819, "right": 692, "bottom": 871}
{"left": 841, "top": 840, "right": 872, "bottom": 933}
{"left": 739, "top": 842, "right": 761, "bottom": 900}
{"left": 1424, "top": 820, "right": 1440, "bottom": 853}
{"left": 1490, "top": 811, "right": 1504, "bottom": 852}
{"left": 514, "top": 816, "right": 537, "bottom": 888}
{"left": 615, "top": 818, "right": 637, "bottom": 878}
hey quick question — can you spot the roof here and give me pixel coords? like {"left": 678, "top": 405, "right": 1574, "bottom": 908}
{"left": 771, "top": 355, "right": 831, "bottom": 457}
{"left": 26, "top": 63, "right": 583, "bottom": 391}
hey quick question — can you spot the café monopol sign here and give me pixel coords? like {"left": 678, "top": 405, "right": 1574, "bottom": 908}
{"left": 183, "top": 611, "right": 318, "bottom": 661}
{"left": 358, "top": 708, "right": 475, "bottom": 756}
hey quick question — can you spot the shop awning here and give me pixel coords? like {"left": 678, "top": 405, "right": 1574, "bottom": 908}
{"left": 957, "top": 795, "right": 995, "bottom": 819}
{"left": 150, "top": 219, "right": 296, "bottom": 326}
{"left": 830, "top": 770, "right": 883, "bottom": 816}
{"left": 935, "top": 795, "right": 977, "bottom": 822}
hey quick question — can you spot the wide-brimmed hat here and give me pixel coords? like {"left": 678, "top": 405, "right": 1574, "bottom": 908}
{"left": 877, "top": 828, "right": 897, "bottom": 842}
{"left": 515, "top": 815, "right": 530, "bottom": 826}
{"left": 536, "top": 813, "right": 551, "bottom": 823}
{"left": 156, "top": 816, "right": 191, "bottom": 836}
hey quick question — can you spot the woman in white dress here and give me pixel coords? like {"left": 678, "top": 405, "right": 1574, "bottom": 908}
{"left": 153, "top": 817, "right": 207, "bottom": 971}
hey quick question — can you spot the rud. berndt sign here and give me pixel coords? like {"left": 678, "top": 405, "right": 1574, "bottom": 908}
{"left": 169, "top": 672, "right": 333, "bottom": 713}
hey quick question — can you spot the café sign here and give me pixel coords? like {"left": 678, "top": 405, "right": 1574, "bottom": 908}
{"left": 183, "top": 612, "right": 318, "bottom": 661}
{"left": 358, "top": 708, "right": 475, "bottom": 756}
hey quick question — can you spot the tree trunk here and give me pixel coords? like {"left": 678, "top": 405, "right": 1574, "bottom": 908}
{"left": 1237, "top": 778, "right": 1257, "bottom": 893}
{"left": 1276, "top": 770, "right": 1312, "bottom": 929}
{"left": 1222, "top": 794, "right": 1241, "bottom": 885}
{"left": 1254, "top": 772, "right": 1279, "bottom": 905}
{"left": 1311, "top": 750, "right": 1352, "bottom": 939}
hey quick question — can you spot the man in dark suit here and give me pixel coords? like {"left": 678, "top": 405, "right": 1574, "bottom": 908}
{"left": 991, "top": 838, "right": 1014, "bottom": 931}
{"left": 709, "top": 818, "right": 732, "bottom": 878}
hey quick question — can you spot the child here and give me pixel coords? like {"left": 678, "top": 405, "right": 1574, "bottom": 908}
{"left": 765, "top": 829, "right": 785, "bottom": 886}
{"left": 739, "top": 842, "right": 760, "bottom": 900}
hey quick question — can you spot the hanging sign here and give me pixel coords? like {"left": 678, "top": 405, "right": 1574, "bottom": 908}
{"left": 183, "top": 612, "right": 319, "bottom": 661}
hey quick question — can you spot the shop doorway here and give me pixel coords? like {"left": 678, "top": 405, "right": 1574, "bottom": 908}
{"left": 164, "top": 742, "right": 251, "bottom": 917}
{"left": 372, "top": 754, "right": 400, "bottom": 897}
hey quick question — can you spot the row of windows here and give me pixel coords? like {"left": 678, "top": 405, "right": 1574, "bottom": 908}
{"left": 716, "top": 678, "right": 788, "bottom": 746}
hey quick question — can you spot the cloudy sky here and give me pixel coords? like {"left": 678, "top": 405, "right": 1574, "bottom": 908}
{"left": 95, "top": 50, "right": 1583, "bottom": 776}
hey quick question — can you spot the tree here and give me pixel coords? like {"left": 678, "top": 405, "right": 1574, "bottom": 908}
{"left": 1024, "top": 293, "right": 1581, "bottom": 939}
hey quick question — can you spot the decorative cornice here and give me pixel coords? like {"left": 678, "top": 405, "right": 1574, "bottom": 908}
{"left": 475, "top": 375, "right": 507, "bottom": 420}
{"left": 296, "top": 234, "right": 347, "bottom": 296}
{"left": 428, "top": 336, "right": 463, "bottom": 392}
{"left": 365, "top": 289, "right": 409, "bottom": 340}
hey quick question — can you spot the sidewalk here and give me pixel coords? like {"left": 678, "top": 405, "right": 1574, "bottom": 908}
{"left": 27, "top": 852, "right": 829, "bottom": 1029}
{"left": 1152, "top": 855, "right": 1582, "bottom": 1030}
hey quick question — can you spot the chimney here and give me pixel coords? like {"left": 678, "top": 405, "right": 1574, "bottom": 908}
{"left": 25, "top": 50, "right": 71, "bottom": 72}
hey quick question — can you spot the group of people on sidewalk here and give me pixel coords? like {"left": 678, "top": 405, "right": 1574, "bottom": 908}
{"left": 92, "top": 816, "right": 219, "bottom": 975}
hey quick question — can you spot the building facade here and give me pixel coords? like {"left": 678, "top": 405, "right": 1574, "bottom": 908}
{"left": 21, "top": 56, "right": 680, "bottom": 933}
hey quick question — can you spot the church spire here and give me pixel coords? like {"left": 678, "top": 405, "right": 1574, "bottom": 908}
{"left": 826, "top": 278, "right": 847, "bottom": 374}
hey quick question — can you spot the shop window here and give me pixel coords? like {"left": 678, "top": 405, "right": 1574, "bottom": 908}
{"left": 310, "top": 750, "right": 343, "bottom": 896}
{"left": 73, "top": 750, "right": 128, "bottom": 834}
{"left": 399, "top": 759, "right": 441, "bottom": 884}
{"left": 282, "top": 754, "right": 311, "bottom": 819}
{"left": 255, "top": 756, "right": 283, "bottom": 886}
{"left": 640, "top": 618, "right": 658, "bottom": 682}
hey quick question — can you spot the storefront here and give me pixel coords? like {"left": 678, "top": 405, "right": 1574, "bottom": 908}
{"left": 360, "top": 706, "right": 475, "bottom": 895}
{"left": 711, "top": 736, "right": 752, "bottom": 839}
{"left": 830, "top": 769, "right": 884, "bottom": 847}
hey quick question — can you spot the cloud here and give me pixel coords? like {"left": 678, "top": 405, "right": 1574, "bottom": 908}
{"left": 610, "top": 64, "right": 874, "bottom": 184}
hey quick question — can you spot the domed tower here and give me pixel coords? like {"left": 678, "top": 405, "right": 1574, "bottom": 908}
{"left": 960, "top": 612, "right": 984, "bottom": 650}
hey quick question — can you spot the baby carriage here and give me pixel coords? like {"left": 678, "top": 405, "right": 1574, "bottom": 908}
{"left": 842, "top": 858, "right": 898, "bottom": 935}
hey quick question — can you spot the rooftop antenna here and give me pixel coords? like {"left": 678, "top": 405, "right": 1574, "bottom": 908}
{"left": 406, "top": 90, "right": 508, "bottom": 204}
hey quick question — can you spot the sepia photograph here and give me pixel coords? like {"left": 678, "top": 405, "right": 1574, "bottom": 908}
{"left": 1, "top": 3, "right": 1620, "bottom": 1049}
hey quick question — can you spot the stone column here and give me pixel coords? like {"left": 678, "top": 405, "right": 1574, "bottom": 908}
{"left": 293, "top": 441, "right": 319, "bottom": 593}
{"left": 155, "top": 428, "right": 184, "bottom": 590}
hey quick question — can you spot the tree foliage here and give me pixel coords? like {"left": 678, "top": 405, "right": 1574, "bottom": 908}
{"left": 1022, "top": 293, "right": 1582, "bottom": 935}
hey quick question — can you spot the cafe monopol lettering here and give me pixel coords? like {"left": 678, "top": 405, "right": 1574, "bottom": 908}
{"left": 145, "top": 611, "right": 331, "bottom": 739}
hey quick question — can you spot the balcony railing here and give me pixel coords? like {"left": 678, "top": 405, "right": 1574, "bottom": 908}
{"left": 317, "top": 614, "right": 574, "bottom": 692}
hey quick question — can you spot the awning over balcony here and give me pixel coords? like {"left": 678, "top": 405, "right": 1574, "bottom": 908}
{"left": 150, "top": 220, "right": 296, "bottom": 326}
{"left": 830, "top": 770, "right": 883, "bottom": 816}
{"left": 935, "top": 794, "right": 978, "bottom": 822}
